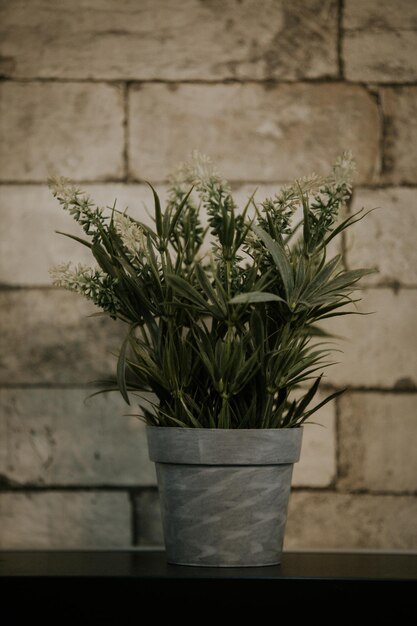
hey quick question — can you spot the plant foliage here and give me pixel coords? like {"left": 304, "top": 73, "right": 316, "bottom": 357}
{"left": 49, "top": 152, "right": 374, "bottom": 428}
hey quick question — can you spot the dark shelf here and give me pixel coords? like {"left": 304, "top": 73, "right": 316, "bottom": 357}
{"left": 1, "top": 550, "right": 416, "bottom": 616}
{"left": 1, "top": 549, "right": 416, "bottom": 580}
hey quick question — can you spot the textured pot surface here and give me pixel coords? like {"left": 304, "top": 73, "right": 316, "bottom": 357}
{"left": 147, "top": 427, "right": 303, "bottom": 567}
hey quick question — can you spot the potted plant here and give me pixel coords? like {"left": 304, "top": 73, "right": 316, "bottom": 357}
{"left": 49, "top": 151, "right": 374, "bottom": 567}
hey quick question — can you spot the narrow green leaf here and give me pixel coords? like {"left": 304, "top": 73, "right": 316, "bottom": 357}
{"left": 250, "top": 308, "right": 265, "bottom": 353}
{"left": 195, "top": 263, "right": 227, "bottom": 317}
{"left": 297, "top": 183, "right": 311, "bottom": 249}
{"left": 230, "top": 291, "right": 287, "bottom": 305}
{"left": 117, "top": 329, "right": 133, "bottom": 405}
{"left": 298, "top": 388, "right": 346, "bottom": 424}
{"left": 91, "top": 244, "right": 117, "bottom": 277}
{"left": 168, "top": 186, "right": 194, "bottom": 238}
{"left": 166, "top": 274, "right": 219, "bottom": 316}
{"left": 322, "top": 208, "right": 377, "bottom": 248}
{"left": 147, "top": 182, "right": 163, "bottom": 237}
{"left": 302, "top": 255, "right": 342, "bottom": 301}
{"left": 320, "top": 268, "right": 376, "bottom": 295}
{"left": 292, "top": 375, "right": 322, "bottom": 420}
{"left": 55, "top": 231, "right": 92, "bottom": 249}
{"left": 252, "top": 224, "right": 293, "bottom": 300}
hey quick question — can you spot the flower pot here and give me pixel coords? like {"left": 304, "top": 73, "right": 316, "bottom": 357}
{"left": 146, "top": 426, "right": 303, "bottom": 567}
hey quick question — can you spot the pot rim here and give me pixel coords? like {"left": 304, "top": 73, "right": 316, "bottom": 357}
{"left": 146, "top": 425, "right": 303, "bottom": 466}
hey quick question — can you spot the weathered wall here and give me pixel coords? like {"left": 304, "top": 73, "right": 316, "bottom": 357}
{"left": 0, "top": 0, "right": 416, "bottom": 550}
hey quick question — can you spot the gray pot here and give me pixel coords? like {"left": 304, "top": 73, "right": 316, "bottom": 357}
{"left": 147, "top": 426, "right": 303, "bottom": 567}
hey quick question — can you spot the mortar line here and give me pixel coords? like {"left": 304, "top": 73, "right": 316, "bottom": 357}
{"left": 0, "top": 483, "right": 415, "bottom": 497}
{"left": 0, "top": 484, "right": 138, "bottom": 492}
{"left": 2, "top": 180, "right": 417, "bottom": 189}
{"left": 340, "top": 183, "right": 355, "bottom": 271}
{"left": 292, "top": 486, "right": 417, "bottom": 496}
{"left": 2, "top": 283, "right": 417, "bottom": 293}
{"left": 122, "top": 82, "right": 130, "bottom": 182}
{"left": 128, "top": 489, "right": 139, "bottom": 546}
{"left": 378, "top": 88, "right": 390, "bottom": 178}
{"left": 334, "top": 395, "right": 342, "bottom": 487}
{"left": 364, "top": 85, "right": 385, "bottom": 180}
{"left": 1, "top": 382, "right": 417, "bottom": 393}
{"left": 337, "top": 0, "right": 345, "bottom": 79}
{"left": 3, "top": 175, "right": 417, "bottom": 188}
{"left": 2, "top": 76, "right": 417, "bottom": 87}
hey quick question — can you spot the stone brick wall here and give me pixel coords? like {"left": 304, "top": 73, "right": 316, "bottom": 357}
{"left": 0, "top": 0, "right": 416, "bottom": 550}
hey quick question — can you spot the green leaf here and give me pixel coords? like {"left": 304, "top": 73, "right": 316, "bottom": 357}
{"left": 297, "top": 388, "right": 346, "bottom": 424}
{"left": 168, "top": 186, "right": 194, "bottom": 238}
{"left": 230, "top": 291, "right": 287, "bottom": 305}
{"left": 166, "top": 274, "right": 220, "bottom": 316}
{"left": 147, "top": 182, "right": 163, "bottom": 238}
{"left": 143, "top": 233, "right": 162, "bottom": 290}
{"left": 252, "top": 224, "right": 293, "bottom": 300}
{"left": 91, "top": 243, "right": 117, "bottom": 277}
{"left": 195, "top": 263, "right": 227, "bottom": 317}
{"left": 55, "top": 231, "right": 92, "bottom": 249}
{"left": 117, "top": 329, "right": 133, "bottom": 405}
{"left": 301, "top": 255, "right": 341, "bottom": 301}
{"left": 233, "top": 350, "right": 261, "bottom": 393}
{"left": 322, "top": 208, "right": 377, "bottom": 248}
{"left": 250, "top": 308, "right": 265, "bottom": 353}
{"left": 297, "top": 183, "right": 311, "bottom": 249}
{"left": 320, "top": 268, "right": 376, "bottom": 295}
{"left": 292, "top": 375, "right": 322, "bottom": 420}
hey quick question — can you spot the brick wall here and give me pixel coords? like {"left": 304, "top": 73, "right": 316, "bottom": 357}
{"left": 0, "top": 0, "right": 416, "bottom": 550}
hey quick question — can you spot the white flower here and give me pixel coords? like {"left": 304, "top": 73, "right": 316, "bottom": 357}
{"left": 49, "top": 262, "right": 101, "bottom": 290}
{"left": 332, "top": 150, "right": 356, "bottom": 188}
{"left": 293, "top": 173, "right": 326, "bottom": 196}
{"left": 49, "top": 261, "right": 75, "bottom": 288}
{"left": 169, "top": 151, "right": 226, "bottom": 193}
{"left": 50, "top": 262, "right": 120, "bottom": 315}
{"left": 186, "top": 151, "right": 218, "bottom": 189}
{"left": 48, "top": 176, "right": 80, "bottom": 203}
{"left": 113, "top": 213, "right": 145, "bottom": 259}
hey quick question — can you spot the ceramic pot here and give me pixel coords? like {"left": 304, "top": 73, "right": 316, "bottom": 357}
{"left": 147, "top": 426, "right": 303, "bottom": 567}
